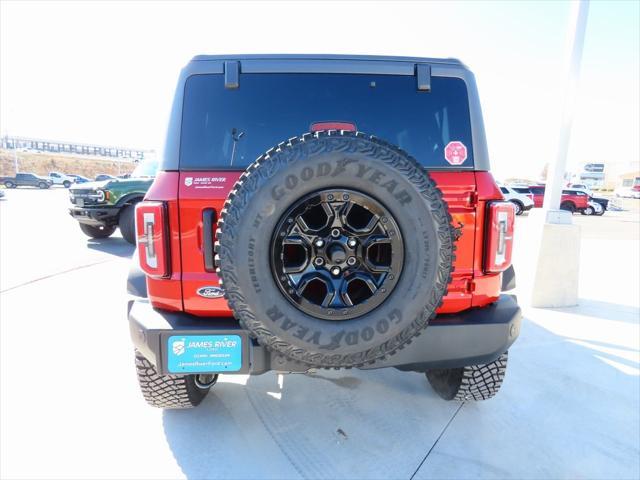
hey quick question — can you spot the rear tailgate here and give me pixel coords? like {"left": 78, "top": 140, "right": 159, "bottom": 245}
{"left": 179, "top": 172, "right": 241, "bottom": 315}
{"left": 179, "top": 171, "right": 476, "bottom": 316}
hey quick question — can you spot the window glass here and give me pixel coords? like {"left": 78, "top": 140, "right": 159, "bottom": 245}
{"left": 180, "top": 73, "right": 474, "bottom": 169}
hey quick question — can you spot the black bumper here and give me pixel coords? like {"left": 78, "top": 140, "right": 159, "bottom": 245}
{"left": 69, "top": 206, "right": 119, "bottom": 227}
{"left": 523, "top": 204, "right": 534, "bottom": 212}
{"left": 128, "top": 295, "right": 521, "bottom": 375}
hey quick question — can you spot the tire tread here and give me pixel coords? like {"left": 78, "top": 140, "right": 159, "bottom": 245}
{"left": 134, "top": 350, "right": 207, "bottom": 409}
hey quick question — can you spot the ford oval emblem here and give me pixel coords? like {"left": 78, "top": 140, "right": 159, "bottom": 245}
{"left": 197, "top": 286, "right": 225, "bottom": 299}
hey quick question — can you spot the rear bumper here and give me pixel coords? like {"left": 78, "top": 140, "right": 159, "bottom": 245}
{"left": 68, "top": 206, "right": 119, "bottom": 227}
{"left": 128, "top": 295, "right": 522, "bottom": 375}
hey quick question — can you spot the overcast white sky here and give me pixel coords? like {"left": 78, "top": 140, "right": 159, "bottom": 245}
{"left": 1, "top": 0, "right": 638, "bottom": 179}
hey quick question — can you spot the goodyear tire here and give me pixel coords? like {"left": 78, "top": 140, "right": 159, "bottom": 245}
{"left": 119, "top": 204, "right": 137, "bottom": 245}
{"left": 79, "top": 223, "right": 116, "bottom": 239}
{"left": 215, "top": 131, "right": 457, "bottom": 368}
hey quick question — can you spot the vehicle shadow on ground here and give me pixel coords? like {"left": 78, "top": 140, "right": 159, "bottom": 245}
{"left": 161, "top": 319, "right": 640, "bottom": 480}
{"left": 86, "top": 238, "right": 134, "bottom": 258}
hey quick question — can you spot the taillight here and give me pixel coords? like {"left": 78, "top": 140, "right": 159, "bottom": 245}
{"left": 135, "top": 201, "right": 170, "bottom": 278}
{"left": 484, "top": 201, "right": 515, "bottom": 273}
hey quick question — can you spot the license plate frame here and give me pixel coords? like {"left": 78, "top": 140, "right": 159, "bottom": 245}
{"left": 165, "top": 334, "right": 245, "bottom": 374}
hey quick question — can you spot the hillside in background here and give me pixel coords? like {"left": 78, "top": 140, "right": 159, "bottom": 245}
{"left": 0, "top": 149, "right": 137, "bottom": 179}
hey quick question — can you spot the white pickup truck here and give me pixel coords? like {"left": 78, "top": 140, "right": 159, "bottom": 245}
{"left": 48, "top": 171, "right": 74, "bottom": 188}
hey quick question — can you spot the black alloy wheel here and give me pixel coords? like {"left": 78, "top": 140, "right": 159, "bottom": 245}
{"left": 271, "top": 189, "right": 403, "bottom": 320}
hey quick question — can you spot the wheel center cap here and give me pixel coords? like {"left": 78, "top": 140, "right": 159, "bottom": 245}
{"left": 327, "top": 242, "right": 347, "bottom": 264}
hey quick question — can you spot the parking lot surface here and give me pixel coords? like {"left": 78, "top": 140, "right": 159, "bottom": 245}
{"left": 1, "top": 188, "right": 638, "bottom": 479}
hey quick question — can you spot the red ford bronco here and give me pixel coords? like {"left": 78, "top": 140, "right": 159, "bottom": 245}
{"left": 127, "top": 55, "right": 521, "bottom": 408}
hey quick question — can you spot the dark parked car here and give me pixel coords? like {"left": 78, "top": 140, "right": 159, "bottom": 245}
{"left": 69, "top": 174, "right": 91, "bottom": 184}
{"left": 1, "top": 173, "right": 53, "bottom": 189}
{"left": 95, "top": 174, "right": 115, "bottom": 182}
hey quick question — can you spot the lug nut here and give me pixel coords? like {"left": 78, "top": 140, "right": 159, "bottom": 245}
{"left": 347, "top": 257, "right": 356, "bottom": 266}
{"left": 331, "top": 228, "right": 341, "bottom": 238}
{"left": 347, "top": 238, "right": 357, "bottom": 248}
{"left": 314, "top": 239, "right": 324, "bottom": 248}
{"left": 314, "top": 257, "right": 324, "bottom": 266}
{"left": 331, "top": 266, "right": 341, "bottom": 276}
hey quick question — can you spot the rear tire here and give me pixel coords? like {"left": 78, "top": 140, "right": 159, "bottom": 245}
{"left": 4, "top": 181, "right": 15, "bottom": 188}
{"left": 38, "top": 182, "right": 48, "bottom": 189}
{"left": 426, "top": 352, "right": 508, "bottom": 401}
{"left": 582, "top": 206, "right": 594, "bottom": 215}
{"left": 510, "top": 200, "right": 523, "bottom": 215}
{"left": 118, "top": 204, "right": 137, "bottom": 245}
{"left": 79, "top": 223, "right": 116, "bottom": 239}
{"left": 63, "top": 180, "right": 71, "bottom": 188}
{"left": 134, "top": 350, "right": 213, "bottom": 409}
{"left": 560, "top": 201, "right": 575, "bottom": 213}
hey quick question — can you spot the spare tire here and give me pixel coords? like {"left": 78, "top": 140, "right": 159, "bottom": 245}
{"left": 215, "top": 131, "right": 456, "bottom": 368}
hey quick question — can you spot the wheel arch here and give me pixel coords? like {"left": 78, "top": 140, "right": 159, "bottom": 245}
{"left": 116, "top": 193, "right": 145, "bottom": 209}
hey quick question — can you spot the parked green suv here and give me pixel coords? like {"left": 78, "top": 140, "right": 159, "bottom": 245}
{"left": 68, "top": 159, "right": 157, "bottom": 244}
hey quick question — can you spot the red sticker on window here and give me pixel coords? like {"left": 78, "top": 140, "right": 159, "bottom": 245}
{"left": 444, "top": 141, "right": 468, "bottom": 166}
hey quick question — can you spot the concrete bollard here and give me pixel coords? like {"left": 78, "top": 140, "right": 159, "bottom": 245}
{"left": 530, "top": 209, "right": 581, "bottom": 308}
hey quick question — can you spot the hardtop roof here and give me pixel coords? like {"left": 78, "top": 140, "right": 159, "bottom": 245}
{"left": 190, "top": 53, "right": 464, "bottom": 66}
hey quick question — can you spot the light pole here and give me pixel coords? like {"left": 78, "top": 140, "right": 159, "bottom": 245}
{"left": 543, "top": 0, "right": 590, "bottom": 217}
{"left": 531, "top": 0, "right": 589, "bottom": 308}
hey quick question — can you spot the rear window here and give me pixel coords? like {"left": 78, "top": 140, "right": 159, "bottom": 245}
{"left": 180, "top": 73, "right": 473, "bottom": 170}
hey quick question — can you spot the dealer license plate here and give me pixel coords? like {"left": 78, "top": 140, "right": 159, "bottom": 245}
{"left": 167, "top": 335, "right": 242, "bottom": 373}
